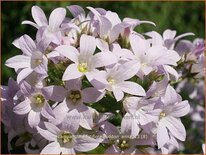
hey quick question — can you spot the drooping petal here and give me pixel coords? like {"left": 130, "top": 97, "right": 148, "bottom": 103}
{"left": 37, "top": 127, "right": 57, "bottom": 142}
{"left": 40, "top": 142, "right": 61, "bottom": 154}
{"left": 22, "top": 20, "right": 39, "bottom": 29}
{"left": 49, "top": 8, "right": 66, "bottom": 32}
{"left": 54, "top": 45, "right": 79, "bottom": 63}
{"left": 41, "top": 86, "right": 66, "bottom": 102}
{"left": 62, "top": 64, "right": 83, "bottom": 81}
{"left": 13, "top": 99, "right": 31, "bottom": 115}
{"left": 157, "top": 120, "right": 169, "bottom": 148}
{"left": 32, "top": 6, "right": 48, "bottom": 27}
{"left": 164, "top": 116, "right": 186, "bottom": 141}
{"left": 118, "top": 81, "right": 146, "bottom": 96}
{"left": 75, "top": 135, "right": 99, "bottom": 152}
{"left": 82, "top": 87, "right": 103, "bottom": 103}
{"left": 5, "top": 55, "right": 31, "bottom": 69}
{"left": 171, "top": 100, "right": 190, "bottom": 117}
{"left": 28, "top": 110, "right": 40, "bottom": 128}
{"left": 175, "top": 32, "right": 195, "bottom": 41}
{"left": 92, "top": 51, "right": 118, "bottom": 68}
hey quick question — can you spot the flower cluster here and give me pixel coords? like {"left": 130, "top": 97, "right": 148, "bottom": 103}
{"left": 1, "top": 5, "right": 205, "bottom": 154}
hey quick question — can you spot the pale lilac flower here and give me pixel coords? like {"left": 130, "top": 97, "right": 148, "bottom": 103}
{"left": 13, "top": 82, "right": 55, "bottom": 128}
{"left": 129, "top": 34, "right": 180, "bottom": 79}
{"left": 155, "top": 86, "right": 190, "bottom": 148}
{"left": 91, "top": 61, "right": 146, "bottom": 101}
{"left": 5, "top": 35, "right": 48, "bottom": 83}
{"left": 54, "top": 34, "right": 117, "bottom": 81}
{"left": 87, "top": 7, "right": 124, "bottom": 44}
{"left": 121, "top": 17, "right": 155, "bottom": 41}
{"left": 42, "top": 79, "right": 103, "bottom": 129}
{"left": 1, "top": 78, "right": 27, "bottom": 151}
{"left": 22, "top": 6, "right": 66, "bottom": 45}
{"left": 146, "top": 29, "right": 194, "bottom": 49}
{"left": 37, "top": 122, "right": 100, "bottom": 154}
{"left": 121, "top": 97, "right": 158, "bottom": 138}
{"left": 105, "top": 131, "right": 155, "bottom": 154}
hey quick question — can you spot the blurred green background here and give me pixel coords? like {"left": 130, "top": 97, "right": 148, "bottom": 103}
{"left": 1, "top": 1, "right": 205, "bottom": 154}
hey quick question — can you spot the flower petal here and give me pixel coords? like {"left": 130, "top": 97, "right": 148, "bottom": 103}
{"left": 118, "top": 81, "right": 146, "bottom": 96}
{"left": 113, "top": 87, "right": 124, "bottom": 102}
{"left": 61, "top": 109, "right": 80, "bottom": 133}
{"left": 157, "top": 120, "right": 169, "bottom": 148}
{"left": 32, "top": 6, "right": 48, "bottom": 27}
{"left": 75, "top": 135, "right": 99, "bottom": 152}
{"left": 49, "top": 8, "right": 66, "bottom": 32}
{"left": 22, "top": 20, "right": 39, "bottom": 29}
{"left": 92, "top": 51, "right": 118, "bottom": 68}
{"left": 5, "top": 55, "right": 31, "bottom": 69}
{"left": 41, "top": 102, "right": 55, "bottom": 119}
{"left": 37, "top": 127, "right": 57, "bottom": 142}
{"left": 40, "top": 142, "right": 60, "bottom": 154}
{"left": 19, "top": 35, "right": 37, "bottom": 56}
{"left": 28, "top": 110, "right": 40, "bottom": 128}
{"left": 13, "top": 99, "right": 31, "bottom": 115}
{"left": 62, "top": 64, "right": 83, "bottom": 81}
{"left": 44, "top": 122, "right": 60, "bottom": 135}
{"left": 79, "top": 34, "right": 96, "bottom": 59}
{"left": 82, "top": 87, "right": 103, "bottom": 103}
{"left": 113, "top": 60, "right": 140, "bottom": 81}
{"left": 171, "top": 100, "right": 190, "bottom": 117}
{"left": 41, "top": 86, "right": 66, "bottom": 102}
{"left": 129, "top": 34, "right": 150, "bottom": 56}
{"left": 67, "top": 5, "right": 85, "bottom": 17}
{"left": 17, "top": 68, "right": 33, "bottom": 83}
{"left": 164, "top": 116, "right": 186, "bottom": 141}
{"left": 54, "top": 45, "right": 79, "bottom": 63}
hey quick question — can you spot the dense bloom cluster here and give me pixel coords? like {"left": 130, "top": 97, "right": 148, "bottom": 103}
{"left": 1, "top": 5, "right": 205, "bottom": 154}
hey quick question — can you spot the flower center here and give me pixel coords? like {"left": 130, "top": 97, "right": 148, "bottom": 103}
{"left": 117, "top": 139, "right": 130, "bottom": 150}
{"left": 141, "top": 63, "right": 148, "bottom": 67}
{"left": 58, "top": 132, "right": 73, "bottom": 144}
{"left": 78, "top": 63, "right": 88, "bottom": 73}
{"left": 67, "top": 90, "right": 81, "bottom": 104}
{"left": 107, "top": 78, "right": 115, "bottom": 85}
{"left": 32, "top": 94, "right": 45, "bottom": 108}
{"left": 160, "top": 112, "right": 166, "bottom": 119}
